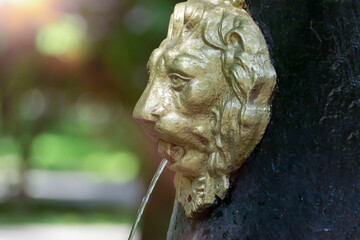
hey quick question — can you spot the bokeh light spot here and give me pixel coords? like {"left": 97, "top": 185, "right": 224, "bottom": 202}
{"left": 36, "top": 14, "right": 87, "bottom": 58}
{"left": 0, "top": 0, "right": 40, "bottom": 7}
{"left": 124, "top": 6, "right": 153, "bottom": 34}
{"left": 76, "top": 94, "right": 113, "bottom": 124}
{"left": 19, "top": 89, "right": 47, "bottom": 120}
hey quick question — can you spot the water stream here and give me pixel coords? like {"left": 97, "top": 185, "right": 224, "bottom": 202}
{"left": 128, "top": 158, "right": 168, "bottom": 240}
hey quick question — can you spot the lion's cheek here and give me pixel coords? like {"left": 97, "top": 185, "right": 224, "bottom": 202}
{"left": 180, "top": 78, "right": 218, "bottom": 113}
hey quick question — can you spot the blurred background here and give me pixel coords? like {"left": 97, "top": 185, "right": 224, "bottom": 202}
{"left": 0, "top": 0, "right": 178, "bottom": 239}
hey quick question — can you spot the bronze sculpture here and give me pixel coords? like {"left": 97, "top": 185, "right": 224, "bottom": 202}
{"left": 133, "top": 0, "right": 276, "bottom": 218}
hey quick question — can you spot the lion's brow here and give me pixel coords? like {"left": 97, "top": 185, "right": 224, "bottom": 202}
{"left": 184, "top": 49, "right": 206, "bottom": 62}
{"left": 164, "top": 52, "right": 205, "bottom": 69}
{"left": 147, "top": 48, "right": 164, "bottom": 72}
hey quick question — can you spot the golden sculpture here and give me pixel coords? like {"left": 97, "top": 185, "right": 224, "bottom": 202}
{"left": 133, "top": 0, "right": 276, "bottom": 218}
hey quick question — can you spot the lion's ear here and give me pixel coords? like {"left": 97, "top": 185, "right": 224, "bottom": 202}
{"left": 247, "top": 71, "right": 276, "bottom": 107}
{"left": 248, "top": 82, "right": 263, "bottom": 105}
{"left": 225, "top": 30, "right": 244, "bottom": 49}
{"left": 229, "top": 0, "right": 246, "bottom": 8}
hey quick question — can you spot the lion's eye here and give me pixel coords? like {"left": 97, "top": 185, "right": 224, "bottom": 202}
{"left": 169, "top": 73, "right": 192, "bottom": 91}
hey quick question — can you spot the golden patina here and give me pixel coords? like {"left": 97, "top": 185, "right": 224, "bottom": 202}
{"left": 133, "top": 0, "right": 276, "bottom": 218}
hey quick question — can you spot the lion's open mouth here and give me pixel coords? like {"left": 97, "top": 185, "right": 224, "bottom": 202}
{"left": 158, "top": 140, "right": 186, "bottom": 163}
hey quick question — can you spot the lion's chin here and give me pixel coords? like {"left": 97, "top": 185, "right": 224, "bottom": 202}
{"left": 158, "top": 140, "right": 210, "bottom": 176}
{"left": 157, "top": 140, "right": 186, "bottom": 164}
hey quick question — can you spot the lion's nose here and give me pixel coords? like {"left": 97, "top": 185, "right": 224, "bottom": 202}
{"left": 133, "top": 83, "right": 164, "bottom": 126}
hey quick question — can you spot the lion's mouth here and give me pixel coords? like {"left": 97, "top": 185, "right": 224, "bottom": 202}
{"left": 158, "top": 140, "right": 186, "bottom": 163}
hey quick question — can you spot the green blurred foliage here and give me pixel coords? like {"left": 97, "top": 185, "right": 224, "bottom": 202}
{"left": 0, "top": 1, "right": 178, "bottom": 235}
{"left": 0, "top": 0, "right": 178, "bottom": 182}
{"left": 31, "top": 133, "right": 140, "bottom": 182}
{"left": 0, "top": 202, "right": 133, "bottom": 224}
{"left": 0, "top": 137, "right": 20, "bottom": 156}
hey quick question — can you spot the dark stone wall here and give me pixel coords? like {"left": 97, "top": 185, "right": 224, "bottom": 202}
{"left": 166, "top": 0, "right": 360, "bottom": 239}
